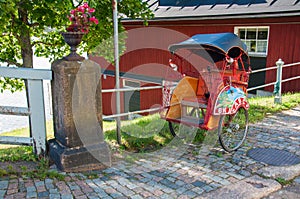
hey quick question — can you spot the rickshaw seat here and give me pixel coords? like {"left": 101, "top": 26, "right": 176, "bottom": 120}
{"left": 180, "top": 76, "right": 209, "bottom": 109}
{"left": 182, "top": 96, "right": 208, "bottom": 109}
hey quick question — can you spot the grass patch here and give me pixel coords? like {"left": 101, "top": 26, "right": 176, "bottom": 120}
{"left": 105, "top": 114, "right": 174, "bottom": 152}
{"left": 0, "top": 120, "right": 54, "bottom": 149}
{"left": 248, "top": 92, "right": 300, "bottom": 124}
{"left": 0, "top": 146, "right": 36, "bottom": 162}
{"left": 0, "top": 127, "right": 29, "bottom": 137}
{"left": 0, "top": 146, "right": 65, "bottom": 180}
{"left": 83, "top": 172, "right": 99, "bottom": 179}
{"left": 275, "top": 177, "right": 293, "bottom": 186}
{"left": 26, "top": 158, "right": 65, "bottom": 181}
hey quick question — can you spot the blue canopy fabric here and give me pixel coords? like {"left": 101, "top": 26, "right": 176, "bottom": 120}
{"left": 168, "top": 33, "right": 248, "bottom": 60}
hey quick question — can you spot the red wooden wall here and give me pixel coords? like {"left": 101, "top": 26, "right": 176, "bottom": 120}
{"left": 93, "top": 16, "right": 300, "bottom": 116}
{"left": 265, "top": 23, "right": 300, "bottom": 92}
{"left": 124, "top": 16, "right": 300, "bottom": 93}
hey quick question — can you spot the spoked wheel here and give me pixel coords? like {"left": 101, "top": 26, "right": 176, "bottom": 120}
{"left": 218, "top": 108, "right": 249, "bottom": 152}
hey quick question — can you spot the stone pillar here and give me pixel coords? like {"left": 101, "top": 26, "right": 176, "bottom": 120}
{"left": 48, "top": 59, "right": 111, "bottom": 172}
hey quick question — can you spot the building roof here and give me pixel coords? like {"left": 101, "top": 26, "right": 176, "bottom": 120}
{"left": 131, "top": 0, "right": 300, "bottom": 21}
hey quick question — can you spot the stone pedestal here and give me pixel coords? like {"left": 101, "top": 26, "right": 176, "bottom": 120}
{"left": 49, "top": 59, "right": 111, "bottom": 172}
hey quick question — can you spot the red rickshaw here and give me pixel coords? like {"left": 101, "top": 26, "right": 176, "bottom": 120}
{"left": 161, "top": 33, "right": 251, "bottom": 152}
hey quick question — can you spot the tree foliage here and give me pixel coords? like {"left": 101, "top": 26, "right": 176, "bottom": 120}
{"left": 0, "top": 0, "right": 153, "bottom": 92}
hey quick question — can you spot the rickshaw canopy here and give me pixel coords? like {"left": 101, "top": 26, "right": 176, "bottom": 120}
{"left": 169, "top": 33, "right": 248, "bottom": 62}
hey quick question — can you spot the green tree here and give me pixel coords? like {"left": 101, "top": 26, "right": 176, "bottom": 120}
{"left": 0, "top": 0, "right": 153, "bottom": 92}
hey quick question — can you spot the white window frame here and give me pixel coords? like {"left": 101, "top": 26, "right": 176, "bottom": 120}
{"left": 123, "top": 79, "right": 140, "bottom": 88}
{"left": 234, "top": 26, "right": 270, "bottom": 57}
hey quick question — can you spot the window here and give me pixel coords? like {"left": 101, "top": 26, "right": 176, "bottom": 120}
{"left": 123, "top": 79, "right": 140, "bottom": 88}
{"left": 234, "top": 27, "right": 269, "bottom": 57}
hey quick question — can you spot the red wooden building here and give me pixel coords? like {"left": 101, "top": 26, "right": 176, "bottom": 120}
{"left": 93, "top": 0, "right": 300, "bottom": 116}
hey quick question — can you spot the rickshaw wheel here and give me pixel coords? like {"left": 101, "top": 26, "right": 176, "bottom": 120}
{"left": 218, "top": 108, "right": 248, "bottom": 152}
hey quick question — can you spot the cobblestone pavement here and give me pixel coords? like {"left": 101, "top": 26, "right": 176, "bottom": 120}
{"left": 1, "top": 106, "right": 300, "bottom": 198}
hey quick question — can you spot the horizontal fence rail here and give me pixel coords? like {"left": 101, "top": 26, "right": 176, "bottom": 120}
{"left": 102, "top": 84, "right": 163, "bottom": 119}
{"left": 0, "top": 136, "right": 32, "bottom": 146}
{"left": 282, "top": 62, "right": 300, "bottom": 68}
{"left": 102, "top": 85, "right": 163, "bottom": 93}
{"left": 249, "top": 61, "right": 300, "bottom": 75}
{"left": 248, "top": 59, "right": 300, "bottom": 103}
{"left": 282, "top": 76, "right": 300, "bottom": 83}
{"left": 0, "top": 66, "right": 52, "bottom": 155}
{"left": 249, "top": 66, "right": 278, "bottom": 74}
{"left": 0, "top": 106, "right": 31, "bottom": 116}
{"left": 247, "top": 82, "right": 276, "bottom": 92}
{"left": 0, "top": 66, "right": 52, "bottom": 80}
{"left": 103, "top": 107, "right": 161, "bottom": 119}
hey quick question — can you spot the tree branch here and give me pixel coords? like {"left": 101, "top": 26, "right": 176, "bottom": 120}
{"left": 32, "top": 40, "right": 54, "bottom": 46}
{"left": 71, "top": 0, "right": 84, "bottom": 7}
{"left": 10, "top": 13, "right": 20, "bottom": 41}
{"left": 28, "top": 22, "right": 39, "bottom": 27}
{"left": 0, "top": 59, "right": 22, "bottom": 67}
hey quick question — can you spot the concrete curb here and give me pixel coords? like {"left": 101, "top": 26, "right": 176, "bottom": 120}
{"left": 258, "top": 163, "right": 300, "bottom": 181}
{"left": 199, "top": 175, "right": 281, "bottom": 199}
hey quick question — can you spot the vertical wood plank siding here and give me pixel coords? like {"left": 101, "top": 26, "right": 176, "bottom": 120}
{"left": 101, "top": 76, "right": 115, "bottom": 115}
{"left": 265, "top": 23, "right": 300, "bottom": 92}
{"left": 140, "top": 82, "right": 162, "bottom": 115}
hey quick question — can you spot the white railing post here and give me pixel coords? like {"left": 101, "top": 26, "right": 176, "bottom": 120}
{"left": 27, "top": 79, "right": 47, "bottom": 155}
{"left": 274, "top": 58, "right": 284, "bottom": 104}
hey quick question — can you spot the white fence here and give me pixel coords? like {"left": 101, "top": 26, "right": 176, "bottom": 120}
{"left": 248, "top": 59, "right": 300, "bottom": 103}
{"left": 0, "top": 67, "right": 52, "bottom": 155}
